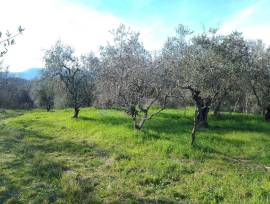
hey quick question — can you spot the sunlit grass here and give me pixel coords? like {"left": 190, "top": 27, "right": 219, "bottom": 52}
{"left": 0, "top": 108, "right": 270, "bottom": 203}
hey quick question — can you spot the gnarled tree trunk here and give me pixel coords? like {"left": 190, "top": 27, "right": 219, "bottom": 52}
{"left": 183, "top": 86, "right": 212, "bottom": 146}
{"left": 127, "top": 96, "right": 168, "bottom": 130}
{"left": 197, "top": 104, "right": 210, "bottom": 127}
{"left": 46, "top": 105, "right": 51, "bottom": 112}
{"left": 129, "top": 106, "right": 149, "bottom": 130}
{"left": 73, "top": 107, "right": 80, "bottom": 118}
{"left": 265, "top": 104, "right": 270, "bottom": 122}
{"left": 192, "top": 90, "right": 211, "bottom": 128}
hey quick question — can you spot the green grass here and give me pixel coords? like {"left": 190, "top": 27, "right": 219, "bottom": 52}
{"left": 0, "top": 108, "right": 270, "bottom": 203}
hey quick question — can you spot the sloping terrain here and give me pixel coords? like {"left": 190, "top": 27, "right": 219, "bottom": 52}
{"left": 0, "top": 108, "right": 270, "bottom": 203}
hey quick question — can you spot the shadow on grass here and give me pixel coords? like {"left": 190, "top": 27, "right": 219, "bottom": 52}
{"left": 192, "top": 143, "right": 225, "bottom": 155}
{"left": 78, "top": 110, "right": 270, "bottom": 146}
{"left": 0, "top": 123, "right": 108, "bottom": 202}
{"left": 159, "top": 111, "right": 270, "bottom": 134}
{"left": 140, "top": 118, "right": 192, "bottom": 141}
{"left": 80, "top": 115, "right": 131, "bottom": 127}
{"left": 192, "top": 130, "right": 270, "bottom": 164}
{"left": 0, "top": 125, "right": 108, "bottom": 158}
{"left": 159, "top": 111, "right": 193, "bottom": 120}
{"left": 0, "top": 174, "right": 22, "bottom": 203}
{"left": 209, "top": 113, "right": 270, "bottom": 133}
{"left": 115, "top": 192, "right": 177, "bottom": 204}
{"left": 56, "top": 111, "right": 270, "bottom": 164}
{"left": 88, "top": 111, "right": 192, "bottom": 141}
{"left": 79, "top": 116, "right": 97, "bottom": 122}
{"left": 0, "top": 110, "right": 24, "bottom": 120}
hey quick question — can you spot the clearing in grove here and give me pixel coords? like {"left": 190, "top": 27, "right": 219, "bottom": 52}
{"left": 0, "top": 108, "right": 270, "bottom": 203}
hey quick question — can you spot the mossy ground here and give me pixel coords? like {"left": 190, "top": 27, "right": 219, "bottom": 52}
{"left": 0, "top": 108, "right": 270, "bottom": 203}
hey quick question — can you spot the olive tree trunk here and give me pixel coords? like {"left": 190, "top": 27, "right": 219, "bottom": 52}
{"left": 46, "top": 105, "right": 51, "bottom": 112}
{"left": 192, "top": 91, "right": 211, "bottom": 128}
{"left": 130, "top": 107, "right": 152, "bottom": 130}
{"left": 127, "top": 96, "right": 168, "bottom": 130}
{"left": 73, "top": 107, "right": 80, "bottom": 118}
{"left": 183, "top": 86, "right": 212, "bottom": 145}
{"left": 265, "top": 104, "right": 270, "bottom": 122}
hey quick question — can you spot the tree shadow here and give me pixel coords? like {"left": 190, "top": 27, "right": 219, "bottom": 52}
{"left": 0, "top": 125, "right": 108, "bottom": 158}
{"left": 159, "top": 111, "right": 192, "bottom": 120}
{"left": 136, "top": 111, "right": 193, "bottom": 141}
{"left": 192, "top": 143, "right": 224, "bottom": 155}
{"left": 0, "top": 123, "right": 109, "bottom": 202}
{"left": 79, "top": 115, "right": 131, "bottom": 127}
{"left": 0, "top": 110, "right": 24, "bottom": 120}
{"left": 208, "top": 113, "right": 270, "bottom": 133}
{"left": 160, "top": 111, "right": 270, "bottom": 134}
{"left": 115, "top": 192, "right": 178, "bottom": 204}
{"left": 191, "top": 129, "right": 270, "bottom": 165}
{"left": 0, "top": 173, "right": 22, "bottom": 203}
{"left": 78, "top": 116, "right": 97, "bottom": 121}
{"left": 140, "top": 118, "right": 191, "bottom": 141}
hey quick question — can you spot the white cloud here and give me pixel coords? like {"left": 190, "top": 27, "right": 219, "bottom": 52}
{"left": 0, "top": 0, "right": 169, "bottom": 72}
{"left": 0, "top": 0, "right": 173, "bottom": 71}
{"left": 0, "top": 0, "right": 123, "bottom": 71}
{"left": 2, "top": 0, "right": 269, "bottom": 72}
{"left": 219, "top": 0, "right": 270, "bottom": 45}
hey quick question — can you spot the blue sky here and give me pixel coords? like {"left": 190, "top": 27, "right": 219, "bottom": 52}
{"left": 1, "top": 0, "right": 270, "bottom": 71}
{"left": 71, "top": 0, "right": 258, "bottom": 30}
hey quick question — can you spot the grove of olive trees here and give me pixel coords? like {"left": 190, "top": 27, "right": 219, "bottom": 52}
{"left": 1, "top": 24, "right": 270, "bottom": 145}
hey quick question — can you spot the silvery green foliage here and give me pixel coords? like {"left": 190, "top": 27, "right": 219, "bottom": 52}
{"left": 100, "top": 25, "right": 157, "bottom": 107}
{"left": 161, "top": 27, "right": 248, "bottom": 113}
{"left": 80, "top": 53, "right": 100, "bottom": 106}
{"left": 158, "top": 24, "right": 192, "bottom": 104}
{"left": 44, "top": 40, "right": 97, "bottom": 117}
{"left": 161, "top": 26, "right": 252, "bottom": 143}
{"left": 181, "top": 30, "right": 248, "bottom": 99}
{"left": 31, "top": 75, "right": 55, "bottom": 111}
{"left": 247, "top": 40, "right": 270, "bottom": 113}
{"left": 99, "top": 24, "right": 168, "bottom": 129}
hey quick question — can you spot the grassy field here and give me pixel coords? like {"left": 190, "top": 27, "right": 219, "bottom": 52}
{"left": 0, "top": 108, "right": 270, "bottom": 203}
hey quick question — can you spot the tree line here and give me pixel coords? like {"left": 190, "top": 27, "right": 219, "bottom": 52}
{"left": 1, "top": 24, "right": 270, "bottom": 145}
{"left": 0, "top": 26, "right": 33, "bottom": 109}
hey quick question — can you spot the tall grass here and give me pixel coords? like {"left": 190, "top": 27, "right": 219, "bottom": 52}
{"left": 0, "top": 108, "right": 269, "bottom": 203}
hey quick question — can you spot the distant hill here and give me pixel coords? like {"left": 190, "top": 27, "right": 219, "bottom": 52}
{"left": 10, "top": 68, "right": 43, "bottom": 80}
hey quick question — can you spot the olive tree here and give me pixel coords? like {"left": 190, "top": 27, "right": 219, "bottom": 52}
{"left": 31, "top": 75, "right": 55, "bottom": 111}
{"left": 99, "top": 25, "right": 169, "bottom": 130}
{"left": 0, "top": 26, "right": 24, "bottom": 86}
{"left": 0, "top": 26, "right": 24, "bottom": 109}
{"left": 212, "top": 31, "right": 250, "bottom": 115}
{"left": 44, "top": 41, "right": 96, "bottom": 118}
{"left": 80, "top": 53, "right": 100, "bottom": 106}
{"left": 185, "top": 31, "right": 248, "bottom": 145}
{"left": 158, "top": 25, "right": 191, "bottom": 107}
{"left": 163, "top": 26, "right": 249, "bottom": 145}
{"left": 180, "top": 42, "right": 222, "bottom": 145}
{"left": 247, "top": 40, "right": 270, "bottom": 120}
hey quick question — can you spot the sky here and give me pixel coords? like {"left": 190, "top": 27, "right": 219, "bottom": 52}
{"left": 0, "top": 0, "right": 270, "bottom": 72}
